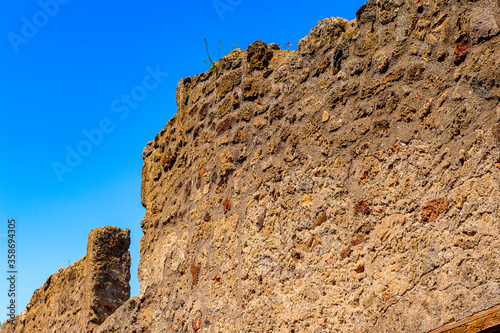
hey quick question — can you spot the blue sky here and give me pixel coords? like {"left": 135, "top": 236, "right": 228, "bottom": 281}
{"left": 0, "top": 0, "right": 366, "bottom": 320}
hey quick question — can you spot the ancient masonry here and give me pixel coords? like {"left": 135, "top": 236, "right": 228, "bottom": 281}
{"left": 3, "top": 0, "right": 500, "bottom": 331}
{"left": 1, "top": 226, "right": 131, "bottom": 332}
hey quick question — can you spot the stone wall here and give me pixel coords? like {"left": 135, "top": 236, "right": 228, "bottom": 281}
{"left": 98, "top": 0, "right": 500, "bottom": 331}
{"left": 97, "top": 0, "right": 500, "bottom": 331}
{"left": 4, "top": 0, "right": 500, "bottom": 331}
{"left": 1, "top": 226, "right": 131, "bottom": 333}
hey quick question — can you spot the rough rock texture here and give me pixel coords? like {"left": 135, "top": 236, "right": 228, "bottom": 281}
{"left": 96, "top": 0, "right": 500, "bottom": 332}
{"left": 91, "top": 0, "right": 500, "bottom": 331}
{"left": 1, "top": 226, "right": 131, "bottom": 333}
{"left": 6, "top": 0, "right": 500, "bottom": 331}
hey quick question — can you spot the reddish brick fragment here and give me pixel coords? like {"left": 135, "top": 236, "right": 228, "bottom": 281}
{"left": 421, "top": 198, "right": 449, "bottom": 223}
{"left": 188, "top": 104, "right": 199, "bottom": 116}
{"left": 162, "top": 148, "right": 177, "bottom": 171}
{"left": 354, "top": 199, "right": 370, "bottom": 217}
{"left": 199, "top": 102, "right": 208, "bottom": 117}
{"left": 192, "top": 316, "right": 202, "bottom": 332}
{"left": 223, "top": 197, "right": 231, "bottom": 214}
{"left": 454, "top": 37, "right": 468, "bottom": 64}
{"left": 216, "top": 118, "right": 233, "bottom": 135}
{"left": 190, "top": 261, "right": 201, "bottom": 286}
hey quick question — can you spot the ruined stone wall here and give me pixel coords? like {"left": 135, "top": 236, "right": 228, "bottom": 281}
{"left": 98, "top": 0, "right": 500, "bottom": 332}
{"left": 1, "top": 226, "right": 131, "bottom": 333}
{"left": 5, "top": 0, "right": 500, "bottom": 331}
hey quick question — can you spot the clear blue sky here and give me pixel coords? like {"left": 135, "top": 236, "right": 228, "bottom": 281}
{"left": 0, "top": 0, "right": 366, "bottom": 320}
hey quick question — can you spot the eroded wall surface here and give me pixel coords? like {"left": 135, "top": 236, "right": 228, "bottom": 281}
{"left": 5, "top": 0, "right": 500, "bottom": 331}
{"left": 1, "top": 226, "right": 131, "bottom": 333}
{"left": 100, "top": 0, "right": 500, "bottom": 331}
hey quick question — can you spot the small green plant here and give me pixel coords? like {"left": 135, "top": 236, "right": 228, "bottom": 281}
{"left": 204, "top": 38, "right": 238, "bottom": 76}
{"left": 343, "top": 27, "right": 359, "bottom": 45}
{"left": 337, "top": 18, "right": 347, "bottom": 29}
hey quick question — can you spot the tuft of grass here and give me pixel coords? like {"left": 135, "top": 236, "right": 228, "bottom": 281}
{"left": 343, "top": 27, "right": 359, "bottom": 45}
{"left": 337, "top": 18, "right": 347, "bottom": 29}
{"left": 204, "top": 38, "right": 238, "bottom": 76}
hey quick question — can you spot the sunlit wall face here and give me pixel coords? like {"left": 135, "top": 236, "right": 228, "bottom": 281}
{"left": 0, "top": 0, "right": 366, "bottom": 320}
